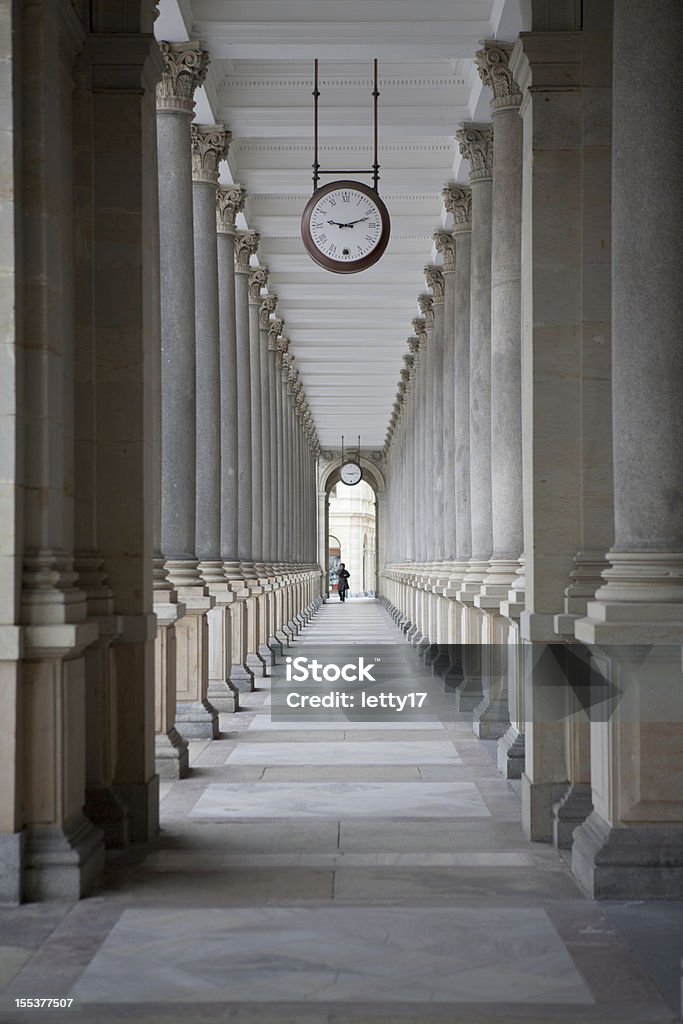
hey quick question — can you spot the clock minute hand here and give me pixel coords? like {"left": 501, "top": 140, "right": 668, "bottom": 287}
{"left": 327, "top": 219, "right": 351, "bottom": 227}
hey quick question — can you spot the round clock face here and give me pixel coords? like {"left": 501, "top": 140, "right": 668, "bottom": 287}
{"left": 340, "top": 461, "right": 363, "bottom": 486}
{"left": 301, "top": 180, "right": 390, "bottom": 274}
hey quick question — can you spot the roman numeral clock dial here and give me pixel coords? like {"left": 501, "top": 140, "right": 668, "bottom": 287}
{"left": 301, "top": 180, "right": 390, "bottom": 274}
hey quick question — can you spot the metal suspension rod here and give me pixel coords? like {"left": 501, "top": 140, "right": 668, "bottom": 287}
{"left": 372, "top": 59, "right": 380, "bottom": 193}
{"left": 313, "top": 59, "right": 320, "bottom": 191}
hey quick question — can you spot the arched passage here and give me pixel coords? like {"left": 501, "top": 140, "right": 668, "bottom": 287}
{"left": 317, "top": 457, "right": 386, "bottom": 599}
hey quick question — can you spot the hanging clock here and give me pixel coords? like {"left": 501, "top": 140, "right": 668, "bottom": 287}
{"left": 340, "top": 460, "right": 363, "bottom": 486}
{"left": 301, "top": 180, "right": 391, "bottom": 274}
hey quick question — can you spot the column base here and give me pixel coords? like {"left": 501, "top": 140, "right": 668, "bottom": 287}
{"left": 268, "top": 634, "right": 284, "bottom": 659}
{"left": 155, "top": 727, "right": 190, "bottom": 780}
{"left": 24, "top": 814, "right": 104, "bottom": 901}
{"left": 497, "top": 725, "right": 525, "bottom": 779}
{"left": 0, "top": 832, "right": 24, "bottom": 903}
{"left": 472, "top": 697, "right": 510, "bottom": 740}
{"left": 258, "top": 643, "right": 274, "bottom": 670}
{"left": 176, "top": 699, "right": 219, "bottom": 739}
{"left": 113, "top": 776, "right": 160, "bottom": 843}
{"left": 521, "top": 774, "right": 567, "bottom": 842}
{"left": 230, "top": 663, "right": 255, "bottom": 692}
{"left": 274, "top": 629, "right": 290, "bottom": 649}
{"left": 553, "top": 784, "right": 593, "bottom": 850}
{"left": 207, "top": 678, "right": 240, "bottom": 714}
{"left": 572, "top": 810, "right": 683, "bottom": 899}
{"left": 246, "top": 652, "right": 267, "bottom": 678}
{"left": 84, "top": 785, "right": 130, "bottom": 849}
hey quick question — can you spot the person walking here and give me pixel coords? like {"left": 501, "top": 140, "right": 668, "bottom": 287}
{"left": 337, "top": 563, "right": 350, "bottom": 602}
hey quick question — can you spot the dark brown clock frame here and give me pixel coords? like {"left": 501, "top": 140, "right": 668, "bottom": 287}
{"left": 340, "top": 460, "right": 363, "bottom": 486}
{"left": 301, "top": 180, "right": 391, "bottom": 275}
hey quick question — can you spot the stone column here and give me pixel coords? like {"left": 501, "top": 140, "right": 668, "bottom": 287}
{"left": 444, "top": 187, "right": 473, "bottom": 595}
{"left": 434, "top": 232, "right": 456, "bottom": 563}
{"left": 215, "top": 184, "right": 248, "bottom": 697}
{"left": 16, "top": 1, "right": 104, "bottom": 899}
{"left": 573, "top": 0, "right": 683, "bottom": 899}
{"left": 456, "top": 124, "right": 494, "bottom": 601}
{"left": 191, "top": 125, "right": 238, "bottom": 716}
{"left": 510, "top": 24, "right": 584, "bottom": 840}
{"left": 261, "top": 301, "right": 280, "bottom": 566}
{"left": 233, "top": 229, "right": 260, "bottom": 685}
{"left": 71, "top": 53, "right": 130, "bottom": 841}
{"left": 157, "top": 41, "right": 218, "bottom": 740}
{"left": 266, "top": 311, "right": 282, "bottom": 571}
{"left": 476, "top": 44, "right": 523, "bottom": 597}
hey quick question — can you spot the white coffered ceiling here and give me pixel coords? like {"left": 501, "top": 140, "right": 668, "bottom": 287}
{"left": 156, "top": 0, "right": 523, "bottom": 447}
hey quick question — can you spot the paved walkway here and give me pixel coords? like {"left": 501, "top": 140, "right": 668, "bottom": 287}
{"left": 0, "top": 599, "right": 679, "bottom": 1022}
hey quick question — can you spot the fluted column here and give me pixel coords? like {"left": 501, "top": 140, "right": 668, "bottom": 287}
{"left": 248, "top": 265, "right": 268, "bottom": 571}
{"left": 573, "top": 0, "right": 683, "bottom": 900}
{"left": 191, "top": 125, "right": 238, "bottom": 716}
{"left": 234, "top": 231, "right": 265, "bottom": 679}
{"left": 443, "top": 187, "right": 473, "bottom": 600}
{"left": 234, "top": 230, "right": 259, "bottom": 575}
{"left": 262, "top": 303, "right": 281, "bottom": 567}
{"left": 157, "top": 41, "right": 218, "bottom": 739}
{"left": 215, "top": 187, "right": 252, "bottom": 693}
{"left": 434, "top": 232, "right": 456, "bottom": 564}
{"left": 476, "top": 44, "right": 524, "bottom": 598}
{"left": 456, "top": 124, "right": 494, "bottom": 604}
{"left": 425, "top": 267, "right": 446, "bottom": 567}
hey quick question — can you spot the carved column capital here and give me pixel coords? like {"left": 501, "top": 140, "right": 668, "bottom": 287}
{"left": 456, "top": 123, "right": 494, "bottom": 183}
{"left": 248, "top": 266, "right": 268, "bottom": 303}
{"left": 417, "top": 295, "right": 434, "bottom": 327}
{"left": 407, "top": 335, "right": 420, "bottom": 356}
{"left": 412, "top": 318, "right": 428, "bottom": 346}
{"left": 442, "top": 184, "right": 473, "bottom": 234}
{"left": 424, "top": 266, "right": 445, "bottom": 304}
{"left": 191, "top": 124, "right": 230, "bottom": 184}
{"left": 216, "top": 184, "right": 246, "bottom": 234}
{"left": 403, "top": 353, "right": 415, "bottom": 372}
{"left": 234, "top": 230, "right": 260, "bottom": 273}
{"left": 259, "top": 294, "right": 278, "bottom": 329}
{"left": 267, "top": 316, "right": 285, "bottom": 350}
{"left": 433, "top": 230, "right": 455, "bottom": 272}
{"left": 475, "top": 41, "right": 522, "bottom": 112}
{"left": 275, "top": 337, "right": 290, "bottom": 368}
{"left": 157, "top": 40, "right": 209, "bottom": 115}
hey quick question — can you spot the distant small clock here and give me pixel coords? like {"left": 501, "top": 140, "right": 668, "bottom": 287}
{"left": 340, "top": 461, "right": 363, "bottom": 486}
{"left": 301, "top": 180, "right": 390, "bottom": 274}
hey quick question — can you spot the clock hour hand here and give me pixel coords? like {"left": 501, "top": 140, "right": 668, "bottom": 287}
{"left": 327, "top": 219, "right": 351, "bottom": 228}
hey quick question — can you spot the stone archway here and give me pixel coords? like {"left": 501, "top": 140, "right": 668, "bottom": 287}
{"left": 317, "top": 455, "right": 386, "bottom": 599}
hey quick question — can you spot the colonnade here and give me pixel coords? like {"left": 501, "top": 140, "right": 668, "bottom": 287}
{"left": 0, "top": 3, "right": 321, "bottom": 902}
{"left": 381, "top": 1, "right": 683, "bottom": 899}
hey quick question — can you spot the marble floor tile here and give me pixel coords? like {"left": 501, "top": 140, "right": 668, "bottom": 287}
{"left": 188, "top": 782, "right": 490, "bottom": 820}
{"left": 70, "top": 906, "right": 594, "bottom": 1005}
{"left": 247, "top": 717, "right": 444, "bottom": 731}
{"left": 226, "top": 741, "right": 461, "bottom": 766}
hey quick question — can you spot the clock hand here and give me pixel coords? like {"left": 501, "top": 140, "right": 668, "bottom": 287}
{"left": 327, "top": 219, "right": 351, "bottom": 228}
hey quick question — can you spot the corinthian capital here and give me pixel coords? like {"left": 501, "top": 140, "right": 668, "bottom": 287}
{"left": 157, "top": 41, "right": 209, "bottom": 115}
{"left": 442, "top": 184, "right": 472, "bottom": 234}
{"left": 216, "top": 185, "right": 246, "bottom": 234}
{"left": 248, "top": 266, "right": 269, "bottom": 303}
{"left": 267, "top": 316, "right": 285, "bottom": 350}
{"left": 424, "top": 266, "right": 445, "bottom": 304}
{"left": 418, "top": 294, "right": 434, "bottom": 326}
{"left": 456, "top": 123, "right": 494, "bottom": 183}
{"left": 275, "top": 336, "right": 289, "bottom": 368}
{"left": 475, "top": 42, "right": 522, "bottom": 112}
{"left": 403, "top": 353, "right": 414, "bottom": 372}
{"left": 191, "top": 124, "right": 230, "bottom": 184}
{"left": 234, "top": 230, "right": 259, "bottom": 272}
{"left": 259, "top": 294, "right": 278, "bottom": 329}
{"left": 407, "top": 335, "right": 420, "bottom": 356}
{"left": 433, "top": 230, "right": 455, "bottom": 272}
{"left": 412, "top": 318, "right": 428, "bottom": 346}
